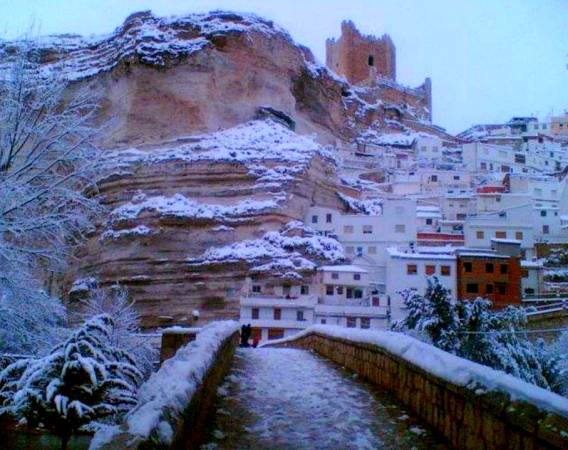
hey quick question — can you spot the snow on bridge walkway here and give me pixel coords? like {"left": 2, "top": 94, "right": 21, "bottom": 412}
{"left": 202, "top": 348, "right": 448, "bottom": 450}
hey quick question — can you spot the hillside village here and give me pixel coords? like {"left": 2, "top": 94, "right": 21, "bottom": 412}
{"left": 0, "top": 5, "right": 567, "bottom": 448}
{"left": 7, "top": 11, "right": 562, "bottom": 344}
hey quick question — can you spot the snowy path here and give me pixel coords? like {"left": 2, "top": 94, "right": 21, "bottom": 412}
{"left": 203, "top": 348, "right": 448, "bottom": 450}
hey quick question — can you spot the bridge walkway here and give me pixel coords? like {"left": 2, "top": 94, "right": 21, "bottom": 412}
{"left": 202, "top": 347, "right": 449, "bottom": 450}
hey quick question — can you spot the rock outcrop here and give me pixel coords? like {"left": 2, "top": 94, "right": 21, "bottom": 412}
{"left": 0, "top": 11, "right": 456, "bottom": 327}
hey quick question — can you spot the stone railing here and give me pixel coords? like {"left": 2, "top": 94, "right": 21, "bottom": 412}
{"left": 265, "top": 326, "right": 568, "bottom": 449}
{"left": 91, "top": 321, "right": 240, "bottom": 450}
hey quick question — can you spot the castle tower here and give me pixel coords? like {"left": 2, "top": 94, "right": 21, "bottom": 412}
{"left": 326, "top": 21, "right": 396, "bottom": 85}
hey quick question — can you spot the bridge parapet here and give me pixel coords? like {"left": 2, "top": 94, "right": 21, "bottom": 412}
{"left": 264, "top": 325, "right": 568, "bottom": 449}
{"left": 91, "top": 321, "right": 240, "bottom": 450}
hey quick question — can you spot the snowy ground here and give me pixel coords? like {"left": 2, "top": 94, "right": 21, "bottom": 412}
{"left": 202, "top": 348, "right": 448, "bottom": 450}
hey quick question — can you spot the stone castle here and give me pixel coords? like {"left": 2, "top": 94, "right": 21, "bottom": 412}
{"left": 326, "top": 21, "right": 432, "bottom": 122}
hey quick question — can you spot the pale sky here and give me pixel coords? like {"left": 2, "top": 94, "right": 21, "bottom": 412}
{"left": 1, "top": 0, "right": 567, "bottom": 134}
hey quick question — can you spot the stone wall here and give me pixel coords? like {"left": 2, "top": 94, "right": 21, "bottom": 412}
{"left": 270, "top": 332, "right": 568, "bottom": 449}
{"left": 94, "top": 326, "right": 239, "bottom": 450}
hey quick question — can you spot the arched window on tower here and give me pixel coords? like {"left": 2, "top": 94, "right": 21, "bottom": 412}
{"left": 368, "top": 55, "right": 374, "bottom": 66}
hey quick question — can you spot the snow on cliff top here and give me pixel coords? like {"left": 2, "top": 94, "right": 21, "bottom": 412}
{"left": 0, "top": 11, "right": 292, "bottom": 81}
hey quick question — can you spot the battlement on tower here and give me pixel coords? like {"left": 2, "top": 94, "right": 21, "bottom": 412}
{"left": 326, "top": 20, "right": 396, "bottom": 85}
{"left": 326, "top": 21, "right": 432, "bottom": 123}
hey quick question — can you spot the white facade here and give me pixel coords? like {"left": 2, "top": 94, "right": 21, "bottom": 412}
{"left": 305, "top": 199, "right": 417, "bottom": 290}
{"left": 385, "top": 247, "right": 457, "bottom": 323}
{"left": 464, "top": 204, "right": 536, "bottom": 258}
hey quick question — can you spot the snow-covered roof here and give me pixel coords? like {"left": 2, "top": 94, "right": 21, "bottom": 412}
{"left": 521, "top": 260, "right": 544, "bottom": 268}
{"left": 387, "top": 247, "right": 456, "bottom": 260}
{"left": 490, "top": 238, "right": 522, "bottom": 245}
{"left": 318, "top": 265, "right": 368, "bottom": 273}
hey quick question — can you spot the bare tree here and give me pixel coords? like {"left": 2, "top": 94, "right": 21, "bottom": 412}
{"left": 0, "top": 41, "right": 101, "bottom": 354}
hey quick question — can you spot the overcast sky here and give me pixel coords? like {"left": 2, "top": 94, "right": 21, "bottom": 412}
{"left": 1, "top": 0, "right": 567, "bottom": 134}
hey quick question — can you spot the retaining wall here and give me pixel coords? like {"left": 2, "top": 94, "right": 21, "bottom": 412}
{"left": 268, "top": 329, "right": 568, "bottom": 449}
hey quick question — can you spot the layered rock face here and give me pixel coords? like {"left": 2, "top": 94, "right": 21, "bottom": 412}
{"left": 1, "top": 11, "right": 455, "bottom": 327}
{"left": 68, "top": 121, "right": 347, "bottom": 327}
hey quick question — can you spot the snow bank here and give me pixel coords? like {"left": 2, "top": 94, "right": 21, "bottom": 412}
{"left": 89, "top": 321, "right": 239, "bottom": 449}
{"left": 187, "top": 221, "right": 345, "bottom": 277}
{"left": 265, "top": 325, "right": 568, "bottom": 417}
{"left": 110, "top": 193, "right": 283, "bottom": 223}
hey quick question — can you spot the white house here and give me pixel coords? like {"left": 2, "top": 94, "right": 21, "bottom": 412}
{"left": 385, "top": 247, "right": 457, "bottom": 323}
{"left": 464, "top": 204, "right": 536, "bottom": 258}
{"left": 305, "top": 198, "right": 417, "bottom": 291}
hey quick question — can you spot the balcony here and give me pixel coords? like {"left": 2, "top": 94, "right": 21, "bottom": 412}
{"left": 240, "top": 295, "right": 318, "bottom": 308}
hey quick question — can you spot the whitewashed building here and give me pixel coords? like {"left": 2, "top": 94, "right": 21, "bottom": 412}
{"left": 385, "top": 247, "right": 457, "bottom": 323}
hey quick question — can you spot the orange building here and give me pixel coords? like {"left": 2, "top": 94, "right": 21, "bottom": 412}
{"left": 456, "top": 240, "right": 523, "bottom": 308}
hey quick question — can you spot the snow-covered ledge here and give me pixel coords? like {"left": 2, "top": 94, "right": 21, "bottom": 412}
{"left": 264, "top": 325, "right": 568, "bottom": 449}
{"left": 90, "top": 321, "right": 240, "bottom": 450}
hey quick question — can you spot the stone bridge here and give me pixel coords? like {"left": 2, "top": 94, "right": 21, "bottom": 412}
{"left": 93, "top": 323, "right": 568, "bottom": 450}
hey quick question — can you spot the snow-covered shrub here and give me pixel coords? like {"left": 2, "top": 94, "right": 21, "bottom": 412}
{"left": 394, "top": 278, "right": 566, "bottom": 394}
{"left": 79, "top": 284, "right": 157, "bottom": 378}
{"left": 0, "top": 314, "right": 142, "bottom": 450}
{"left": 393, "top": 278, "right": 460, "bottom": 352}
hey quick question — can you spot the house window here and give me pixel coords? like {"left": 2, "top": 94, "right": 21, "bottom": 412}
{"left": 274, "top": 308, "right": 281, "bottom": 320}
{"left": 354, "top": 289, "right": 363, "bottom": 299}
{"left": 331, "top": 273, "right": 339, "bottom": 280}
{"left": 543, "top": 225, "right": 550, "bottom": 234}
{"left": 347, "top": 317, "right": 357, "bottom": 328}
{"left": 431, "top": 175, "right": 438, "bottom": 182}
{"left": 466, "top": 283, "right": 479, "bottom": 294}
{"left": 344, "top": 225, "right": 354, "bottom": 234}
{"left": 361, "top": 318, "right": 371, "bottom": 329}
{"left": 252, "top": 285, "right": 262, "bottom": 293}
{"left": 395, "top": 224, "right": 406, "bottom": 233}
{"left": 311, "top": 215, "right": 318, "bottom": 224}
{"left": 407, "top": 264, "right": 418, "bottom": 275}
{"left": 515, "top": 231, "right": 523, "bottom": 240}
{"left": 496, "top": 283, "right": 507, "bottom": 295}
{"left": 356, "top": 247, "right": 363, "bottom": 256}
{"left": 368, "top": 55, "right": 374, "bottom": 66}
{"left": 296, "top": 310, "right": 305, "bottom": 321}
{"left": 321, "top": 319, "right": 327, "bottom": 324}
{"left": 486, "top": 284, "right": 494, "bottom": 294}
{"left": 353, "top": 274, "right": 361, "bottom": 281}
{"left": 337, "top": 286, "right": 344, "bottom": 295}
{"left": 426, "top": 218, "right": 433, "bottom": 225}
{"left": 521, "top": 269, "right": 529, "bottom": 278}
{"left": 464, "top": 262, "right": 473, "bottom": 273}
{"left": 495, "top": 231, "right": 507, "bottom": 239}
{"left": 346, "top": 288, "right": 354, "bottom": 299}
{"left": 363, "top": 224, "right": 373, "bottom": 234}
{"left": 486, "top": 263, "right": 494, "bottom": 273}
{"left": 326, "top": 213, "right": 332, "bottom": 223}
{"left": 368, "top": 246, "right": 377, "bottom": 255}
{"left": 300, "top": 285, "right": 309, "bottom": 295}
{"left": 480, "top": 162, "right": 487, "bottom": 170}
{"left": 252, "top": 308, "right": 259, "bottom": 319}
{"left": 346, "top": 246, "right": 354, "bottom": 254}
{"left": 453, "top": 175, "right": 460, "bottom": 180}
{"left": 500, "top": 264, "right": 508, "bottom": 274}
{"left": 441, "top": 265, "right": 451, "bottom": 276}
{"left": 476, "top": 231, "right": 485, "bottom": 239}
{"left": 268, "top": 328, "right": 284, "bottom": 340}
{"left": 326, "top": 285, "right": 334, "bottom": 295}
{"left": 540, "top": 210, "right": 547, "bottom": 217}
{"left": 425, "top": 265, "right": 436, "bottom": 275}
